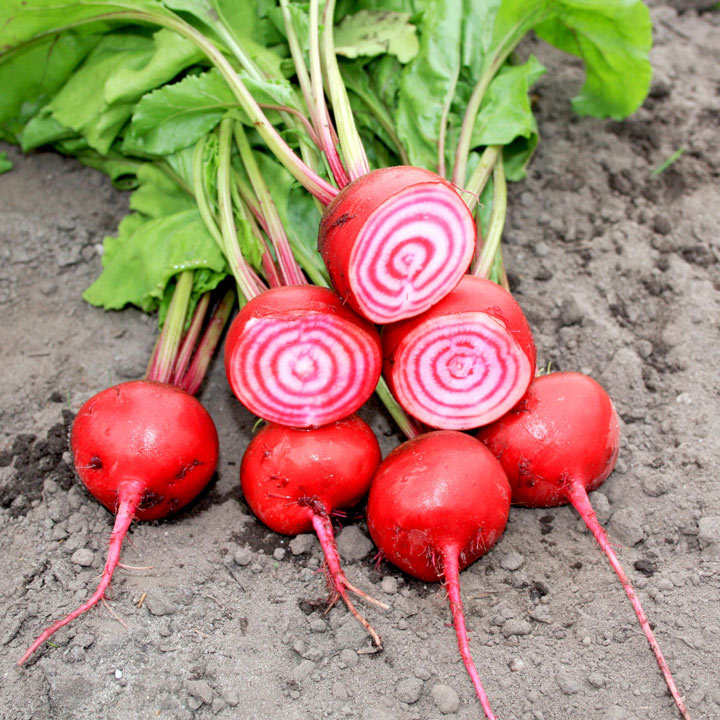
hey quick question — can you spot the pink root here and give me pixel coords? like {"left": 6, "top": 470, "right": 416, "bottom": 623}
{"left": 310, "top": 513, "right": 387, "bottom": 648}
{"left": 442, "top": 548, "right": 498, "bottom": 720}
{"left": 565, "top": 481, "right": 690, "bottom": 720}
{"left": 18, "top": 482, "right": 143, "bottom": 666}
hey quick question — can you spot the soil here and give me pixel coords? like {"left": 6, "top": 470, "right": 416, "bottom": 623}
{"left": 0, "top": 4, "right": 718, "bottom": 720}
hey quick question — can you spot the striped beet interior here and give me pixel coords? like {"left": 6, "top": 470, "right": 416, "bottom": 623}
{"left": 348, "top": 184, "right": 475, "bottom": 323}
{"left": 391, "top": 312, "right": 532, "bottom": 430}
{"left": 226, "top": 312, "right": 380, "bottom": 427}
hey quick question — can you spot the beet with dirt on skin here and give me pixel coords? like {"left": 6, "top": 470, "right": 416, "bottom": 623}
{"left": 224, "top": 285, "right": 382, "bottom": 429}
{"left": 18, "top": 380, "right": 218, "bottom": 665}
{"left": 319, "top": 166, "right": 476, "bottom": 324}
{"left": 366, "top": 430, "right": 510, "bottom": 720}
{"left": 477, "top": 372, "right": 690, "bottom": 720}
{"left": 240, "top": 415, "right": 386, "bottom": 647}
{"left": 382, "top": 275, "right": 536, "bottom": 431}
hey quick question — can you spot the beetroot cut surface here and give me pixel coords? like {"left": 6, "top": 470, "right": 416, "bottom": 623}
{"left": 478, "top": 372, "right": 690, "bottom": 720}
{"left": 224, "top": 285, "right": 382, "bottom": 428}
{"left": 18, "top": 381, "right": 218, "bottom": 665}
{"left": 382, "top": 275, "right": 536, "bottom": 430}
{"left": 319, "top": 166, "right": 476, "bottom": 324}
{"left": 367, "top": 431, "right": 511, "bottom": 719}
{"left": 240, "top": 416, "right": 386, "bottom": 647}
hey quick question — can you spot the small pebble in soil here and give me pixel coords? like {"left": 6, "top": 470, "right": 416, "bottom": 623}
{"left": 509, "top": 657, "right": 525, "bottom": 672}
{"left": 273, "top": 547, "right": 286, "bottom": 561}
{"left": 556, "top": 669, "right": 580, "bottom": 695}
{"left": 339, "top": 648, "right": 358, "bottom": 669}
{"left": 500, "top": 550, "right": 525, "bottom": 571}
{"left": 336, "top": 525, "right": 373, "bottom": 562}
{"left": 431, "top": 684, "right": 460, "bottom": 714}
{"left": 289, "top": 533, "right": 316, "bottom": 555}
{"left": 503, "top": 618, "right": 532, "bottom": 637}
{"left": 698, "top": 516, "right": 720, "bottom": 555}
{"left": 396, "top": 677, "right": 424, "bottom": 704}
{"left": 234, "top": 547, "right": 252, "bottom": 566}
{"left": 380, "top": 576, "right": 398, "bottom": 594}
{"left": 609, "top": 507, "right": 645, "bottom": 547}
{"left": 70, "top": 548, "right": 94, "bottom": 567}
{"left": 587, "top": 672, "right": 606, "bottom": 688}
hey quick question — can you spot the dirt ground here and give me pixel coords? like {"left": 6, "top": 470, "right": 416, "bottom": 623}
{"left": 0, "top": 3, "right": 718, "bottom": 720}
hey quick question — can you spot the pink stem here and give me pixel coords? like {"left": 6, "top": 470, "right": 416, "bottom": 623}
{"left": 310, "top": 512, "right": 384, "bottom": 648}
{"left": 18, "top": 481, "right": 144, "bottom": 666}
{"left": 172, "top": 293, "right": 210, "bottom": 386}
{"left": 259, "top": 103, "right": 322, "bottom": 149}
{"left": 178, "top": 288, "right": 236, "bottom": 395}
{"left": 441, "top": 547, "right": 498, "bottom": 720}
{"left": 245, "top": 212, "right": 282, "bottom": 289}
{"left": 565, "top": 481, "right": 690, "bottom": 720}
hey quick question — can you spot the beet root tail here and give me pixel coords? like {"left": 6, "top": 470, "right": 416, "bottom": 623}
{"left": 565, "top": 480, "right": 691, "bottom": 720}
{"left": 310, "top": 514, "right": 386, "bottom": 649}
{"left": 18, "top": 483, "right": 143, "bottom": 666}
{"left": 442, "top": 548, "right": 499, "bottom": 720}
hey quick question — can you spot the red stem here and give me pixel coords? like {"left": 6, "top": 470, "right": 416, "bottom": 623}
{"left": 18, "top": 481, "right": 144, "bottom": 666}
{"left": 565, "top": 481, "right": 691, "bottom": 720}
{"left": 310, "top": 512, "right": 385, "bottom": 648}
{"left": 441, "top": 547, "right": 498, "bottom": 720}
{"left": 172, "top": 293, "right": 210, "bottom": 385}
{"left": 178, "top": 288, "right": 236, "bottom": 395}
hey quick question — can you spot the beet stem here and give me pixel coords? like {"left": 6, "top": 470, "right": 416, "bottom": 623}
{"left": 310, "top": 514, "right": 385, "bottom": 648}
{"left": 565, "top": 480, "right": 690, "bottom": 720}
{"left": 17, "top": 482, "right": 143, "bottom": 666}
{"left": 442, "top": 548, "right": 498, "bottom": 720}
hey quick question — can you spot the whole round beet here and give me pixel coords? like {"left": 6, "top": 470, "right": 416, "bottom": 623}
{"left": 19, "top": 381, "right": 218, "bottom": 665}
{"left": 478, "top": 372, "right": 689, "bottom": 720}
{"left": 367, "top": 431, "right": 510, "bottom": 719}
{"left": 241, "top": 415, "right": 386, "bottom": 647}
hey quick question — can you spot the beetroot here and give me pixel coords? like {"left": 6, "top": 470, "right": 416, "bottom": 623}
{"left": 319, "top": 166, "right": 476, "bottom": 324}
{"left": 382, "top": 275, "right": 536, "bottom": 430}
{"left": 19, "top": 380, "right": 218, "bottom": 665}
{"left": 240, "top": 415, "right": 386, "bottom": 646}
{"left": 478, "top": 372, "right": 689, "bottom": 720}
{"left": 224, "top": 285, "right": 382, "bottom": 428}
{"left": 367, "top": 431, "right": 510, "bottom": 719}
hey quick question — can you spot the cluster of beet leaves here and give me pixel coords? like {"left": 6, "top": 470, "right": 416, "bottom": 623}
{"left": 0, "top": 1, "right": 691, "bottom": 718}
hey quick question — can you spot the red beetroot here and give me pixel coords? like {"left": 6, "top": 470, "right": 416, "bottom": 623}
{"left": 319, "top": 166, "right": 476, "bottom": 324}
{"left": 224, "top": 285, "right": 382, "bottom": 428}
{"left": 367, "top": 431, "right": 510, "bottom": 720}
{"left": 382, "top": 275, "right": 536, "bottom": 430}
{"left": 19, "top": 381, "right": 218, "bottom": 665}
{"left": 241, "top": 415, "right": 386, "bottom": 646}
{"left": 478, "top": 372, "right": 689, "bottom": 720}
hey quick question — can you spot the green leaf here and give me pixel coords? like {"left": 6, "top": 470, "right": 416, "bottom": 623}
{"left": 34, "top": 28, "right": 207, "bottom": 155}
{"left": 74, "top": 150, "right": 145, "bottom": 188}
{"left": 129, "top": 163, "right": 193, "bottom": 216}
{"left": 0, "top": 0, "right": 169, "bottom": 49}
{"left": 0, "top": 32, "right": 100, "bottom": 143}
{"left": 123, "top": 68, "right": 297, "bottom": 156}
{"left": 20, "top": 112, "right": 76, "bottom": 151}
{"left": 84, "top": 208, "right": 227, "bottom": 312}
{"left": 534, "top": 0, "right": 652, "bottom": 118}
{"left": 0, "top": 151, "right": 12, "bottom": 174}
{"left": 334, "top": 10, "right": 419, "bottom": 63}
{"left": 103, "top": 28, "right": 203, "bottom": 103}
{"left": 395, "top": 0, "right": 463, "bottom": 170}
{"left": 123, "top": 69, "right": 235, "bottom": 155}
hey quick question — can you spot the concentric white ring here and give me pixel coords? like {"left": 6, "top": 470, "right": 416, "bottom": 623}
{"left": 391, "top": 312, "right": 532, "bottom": 430}
{"left": 349, "top": 184, "right": 475, "bottom": 323}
